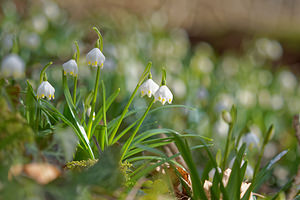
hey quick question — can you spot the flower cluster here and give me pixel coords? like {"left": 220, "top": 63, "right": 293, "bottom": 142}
{"left": 36, "top": 37, "right": 106, "bottom": 101}
{"left": 140, "top": 75, "right": 173, "bottom": 105}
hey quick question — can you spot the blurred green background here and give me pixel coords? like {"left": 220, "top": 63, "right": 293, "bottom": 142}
{"left": 0, "top": 0, "right": 299, "bottom": 197}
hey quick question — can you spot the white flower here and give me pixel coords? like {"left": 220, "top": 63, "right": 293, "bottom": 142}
{"left": 222, "top": 110, "right": 232, "bottom": 124}
{"left": 86, "top": 48, "right": 105, "bottom": 68}
{"left": 239, "top": 132, "right": 260, "bottom": 149}
{"left": 63, "top": 59, "right": 78, "bottom": 76}
{"left": 208, "top": 167, "right": 222, "bottom": 180}
{"left": 86, "top": 106, "right": 95, "bottom": 120}
{"left": 1, "top": 54, "right": 25, "bottom": 79}
{"left": 140, "top": 79, "right": 159, "bottom": 98}
{"left": 154, "top": 85, "right": 173, "bottom": 105}
{"left": 37, "top": 81, "right": 55, "bottom": 100}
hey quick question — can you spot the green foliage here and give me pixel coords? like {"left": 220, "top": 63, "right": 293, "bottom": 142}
{"left": 65, "top": 159, "right": 98, "bottom": 170}
{"left": 0, "top": 1, "right": 298, "bottom": 199}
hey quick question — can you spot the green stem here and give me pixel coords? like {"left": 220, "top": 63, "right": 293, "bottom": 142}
{"left": 222, "top": 123, "right": 234, "bottom": 171}
{"left": 73, "top": 41, "right": 80, "bottom": 105}
{"left": 87, "top": 66, "right": 101, "bottom": 139}
{"left": 35, "top": 100, "right": 41, "bottom": 132}
{"left": 73, "top": 76, "right": 78, "bottom": 105}
{"left": 111, "top": 120, "right": 137, "bottom": 145}
{"left": 101, "top": 81, "right": 108, "bottom": 147}
{"left": 108, "top": 62, "right": 152, "bottom": 145}
{"left": 253, "top": 125, "right": 274, "bottom": 178}
{"left": 120, "top": 98, "right": 155, "bottom": 161}
{"left": 108, "top": 83, "right": 140, "bottom": 144}
{"left": 12, "top": 36, "right": 19, "bottom": 54}
{"left": 108, "top": 62, "right": 152, "bottom": 144}
{"left": 39, "top": 62, "right": 53, "bottom": 84}
{"left": 93, "top": 27, "right": 103, "bottom": 51}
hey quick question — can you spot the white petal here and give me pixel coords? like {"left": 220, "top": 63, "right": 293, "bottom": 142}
{"left": 86, "top": 48, "right": 105, "bottom": 67}
{"left": 140, "top": 79, "right": 159, "bottom": 98}
{"left": 154, "top": 85, "right": 173, "bottom": 105}
{"left": 37, "top": 81, "right": 55, "bottom": 100}
{"left": 87, "top": 107, "right": 91, "bottom": 117}
{"left": 63, "top": 59, "right": 78, "bottom": 76}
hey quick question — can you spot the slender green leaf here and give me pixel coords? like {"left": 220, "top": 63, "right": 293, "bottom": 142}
{"left": 241, "top": 150, "right": 288, "bottom": 200}
{"left": 91, "top": 88, "right": 120, "bottom": 134}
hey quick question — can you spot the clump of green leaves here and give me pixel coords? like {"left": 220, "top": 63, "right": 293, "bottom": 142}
{"left": 0, "top": 93, "right": 34, "bottom": 164}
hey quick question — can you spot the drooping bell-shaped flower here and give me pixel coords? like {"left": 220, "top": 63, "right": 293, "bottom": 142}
{"left": 140, "top": 79, "right": 159, "bottom": 98}
{"left": 63, "top": 59, "right": 78, "bottom": 77}
{"left": 154, "top": 85, "right": 173, "bottom": 105}
{"left": 37, "top": 81, "right": 55, "bottom": 100}
{"left": 86, "top": 48, "right": 105, "bottom": 68}
{"left": 1, "top": 54, "right": 25, "bottom": 79}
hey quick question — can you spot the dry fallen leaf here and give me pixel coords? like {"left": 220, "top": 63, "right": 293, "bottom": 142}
{"left": 24, "top": 163, "right": 61, "bottom": 185}
{"left": 8, "top": 163, "right": 61, "bottom": 185}
{"left": 203, "top": 168, "right": 256, "bottom": 200}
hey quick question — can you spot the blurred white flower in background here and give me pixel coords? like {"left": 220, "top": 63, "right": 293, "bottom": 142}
{"left": 274, "top": 166, "right": 289, "bottom": 186}
{"left": 239, "top": 132, "right": 260, "bottom": 149}
{"left": 197, "top": 56, "right": 214, "bottom": 74}
{"left": 140, "top": 78, "right": 159, "bottom": 98}
{"left": 264, "top": 142, "right": 277, "bottom": 159}
{"left": 156, "top": 39, "right": 174, "bottom": 57}
{"left": 197, "top": 87, "right": 209, "bottom": 100}
{"left": 215, "top": 93, "right": 234, "bottom": 112}
{"left": 37, "top": 81, "right": 55, "bottom": 100}
{"left": 258, "top": 70, "right": 273, "bottom": 87}
{"left": 20, "top": 31, "right": 40, "bottom": 50}
{"left": 214, "top": 118, "right": 229, "bottom": 137}
{"left": 32, "top": 15, "right": 48, "bottom": 33}
{"left": 124, "top": 60, "right": 143, "bottom": 89}
{"left": 221, "top": 56, "right": 239, "bottom": 77}
{"left": 150, "top": 11, "right": 168, "bottom": 29}
{"left": 102, "top": 59, "right": 116, "bottom": 70}
{"left": 237, "top": 89, "right": 256, "bottom": 108}
{"left": 256, "top": 38, "right": 283, "bottom": 60}
{"left": 271, "top": 94, "right": 284, "bottom": 110}
{"left": 171, "top": 79, "right": 186, "bottom": 98}
{"left": 258, "top": 89, "right": 271, "bottom": 108}
{"left": 63, "top": 59, "right": 78, "bottom": 77}
{"left": 279, "top": 70, "right": 297, "bottom": 92}
{"left": 43, "top": 0, "right": 60, "bottom": 21}
{"left": 195, "top": 42, "right": 214, "bottom": 57}
{"left": 165, "top": 59, "right": 183, "bottom": 74}
{"left": 1, "top": 54, "right": 25, "bottom": 79}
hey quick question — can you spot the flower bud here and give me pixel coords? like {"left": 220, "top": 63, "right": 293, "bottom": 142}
{"left": 222, "top": 110, "right": 232, "bottom": 124}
